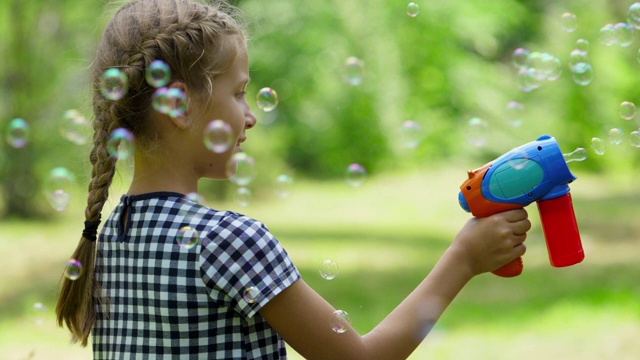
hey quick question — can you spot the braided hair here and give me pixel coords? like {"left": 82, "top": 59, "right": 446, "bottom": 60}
{"left": 56, "top": 0, "right": 246, "bottom": 346}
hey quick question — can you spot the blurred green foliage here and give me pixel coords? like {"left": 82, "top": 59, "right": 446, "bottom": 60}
{"left": 1, "top": 0, "right": 640, "bottom": 217}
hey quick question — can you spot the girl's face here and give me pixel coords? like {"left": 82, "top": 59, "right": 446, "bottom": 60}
{"left": 189, "top": 41, "right": 257, "bottom": 180}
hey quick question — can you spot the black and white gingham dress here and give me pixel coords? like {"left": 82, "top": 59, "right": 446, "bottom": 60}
{"left": 93, "top": 192, "right": 301, "bottom": 359}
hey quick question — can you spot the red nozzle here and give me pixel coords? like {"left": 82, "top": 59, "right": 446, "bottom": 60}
{"left": 537, "top": 193, "right": 585, "bottom": 267}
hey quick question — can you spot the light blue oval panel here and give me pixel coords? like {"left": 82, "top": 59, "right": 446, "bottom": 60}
{"left": 488, "top": 159, "right": 544, "bottom": 199}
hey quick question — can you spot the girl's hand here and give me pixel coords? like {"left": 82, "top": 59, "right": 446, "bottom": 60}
{"left": 449, "top": 209, "right": 531, "bottom": 276}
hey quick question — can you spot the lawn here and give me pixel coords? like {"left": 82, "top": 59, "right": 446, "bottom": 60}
{"left": 0, "top": 164, "right": 638, "bottom": 360}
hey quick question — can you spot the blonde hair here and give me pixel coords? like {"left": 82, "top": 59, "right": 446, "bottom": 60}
{"left": 56, "top": 0, "right": 246, "bottom": 346}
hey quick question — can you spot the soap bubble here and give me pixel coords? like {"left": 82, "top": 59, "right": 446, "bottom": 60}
{"left": 571, "top": 62, "right": 594, "bottom": 86}
{"left": 516, "top": 68, "right": 542, "bottom": 92}
{"left": 512, "top": 48, "right": 530, "bottom": 69}
{"left": 243, "top": 287, "right": 261, "bottom": 304}
{"left": 43, "top": 167, "right": 76, "bottom": 212}
{"left": 345, "top": 163, "right": 367, "bottom": 188}
{"left": 204, "top": 120, "right": 233, "bottom": 153}
{"left": 185, "top": 192, "right": 205, "bottom": 204}
{"left": 568, "top": 49, "right": 590, "bottom": 71}
{"left": 145, "top": 60, "right": 171, "bottom": 88}
{"left": 65, "top": 259, "right": 83, "bottom": 280}
{"left": 614, "top": 22, "right": 635, "bottom": 47}
{"left": 330, "top": 310, "right": 351, "bottom": 334}
{"left": 234, "top": 187, "right": 252, "bottom": 207}
{"left": 275, "top": 174, "right": 294, "bottom": 198}
{"left": 609, "top": 128, "right": 624, "bottom": 145}
{"left": 399, "top": 120, "right": 423, "bottom": 149}
{"left": 628, "top": 2, "right": 640, "bottom": 29}
{"left": 538, "top": 53, "right": 562, "bottom": 81}
{"left": 465, "top": 117, "right": 489, "bottom": 147}
{"left": 344, "top": 57, "right": 365, "bottom": 86}
{"left": 563, "top": 148, "right": 588, "bottom": 163}
{"left": 100, "top": 68, "right": 128, "bottom": 101}
{"left": 176, "top": 226, "right": 199, "bottom": 249}
{"left": 60, "top": 110, "right": 91, "bottom": 145}
{"left": 407, "top": 2, "right": 419, "bottom": 17}
{"left": 151, "top": 87, "right": 187, "bottom": 117}
{"left": 629, "top": 130, "right": 640, "bottom": 147}
{"left": 591, "top": 137, "right": 606, "bottom": 155}
{"left": 226, "top": 152, "right": 256, "bottom": 186}
{"left": 319, "top": 259, "right": 339, "bottom": 280}
{"left": 561, "top": 12, "right": 577, "bottom": 32}
{"left": 256, "top": 87, "right": 278, "bottom": 112}
{"left": 505, "top": 101, "right": 525, "bottom": 127}
{"left": 599, "top": 24, "right": 616, "bottom": 46}
{"left": 107, "top": 128, "right": 135, "bottom": 160}
{"left": 6, "top": 118, "right": 30, "bottom": 148}
{"left": 33, "top": 302, "right": 48, "bottom": 326}
{"left": 576, "top": 39, "right": 590, "bottom": 51}
{"left": 619, "top": 101, "right": 636, "bottom": 120}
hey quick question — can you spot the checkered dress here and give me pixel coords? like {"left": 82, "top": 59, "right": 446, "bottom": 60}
{"left": 93, "top": 192, "right": 301, "bottom": 359}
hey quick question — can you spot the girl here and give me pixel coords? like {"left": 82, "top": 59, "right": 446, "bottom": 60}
{"left": 56, "top": 0, "right": 531, "bottom": 358}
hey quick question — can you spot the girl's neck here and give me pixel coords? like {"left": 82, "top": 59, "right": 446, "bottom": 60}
{"left": 127, "top": 153, "right": 199, "bottom": 196}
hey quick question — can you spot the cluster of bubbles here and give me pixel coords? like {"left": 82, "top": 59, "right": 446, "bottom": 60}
{"left": 330, "top": 309, "right": 352, "bottom": 334}
{"left": 512, "top": 48, "right": 564, "bottom": 91}
{"left": 319, "top": 259, "right": 339, "bottom": 280}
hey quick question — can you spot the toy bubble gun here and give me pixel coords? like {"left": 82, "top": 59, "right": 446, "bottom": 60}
{"left": 458, "top": 135, "right": 585, "bottom": 277}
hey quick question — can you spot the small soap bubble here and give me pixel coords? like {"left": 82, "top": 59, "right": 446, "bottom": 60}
{"left": 319, "top": 259, "right": 339, "bottom": 280}
{"left": 33, "top": 302, "right": 48, "bottom": 326}
{"left": 516, "top": 68, "right": 542, "bottom": 92}
{"left": 563, "top": 148, "right": 588, "bottom": 163}
{"left": 185, "top": 192, "right": 205, "bottom": 204}
{"left": 512, "top": 48, "right": 530, "bottom": 69}
{"left": 234, "top": 187, "right": 253, "bottom": 207}
{"left": 505, "top": 101, "right": 525, "bottom": 127}
{"left": 176, "top": 226, "right": 199, "bottom": 249}
{"left": 561, "top": 12, "right": 578, "bottom": 32}
{"left": 330, "top": 310, "right": 351, "bottom": 334}
{"left": 107, "top": 128, "right": 135, "bottom": 160}
{"left": 591, "top": 137, "right": 607, "bottom": 155}
{"left": 345, "top": 163, "right": 367, "bottom": 188}
{"left": 256, "top": 87, "right": 279, "bottom": 112}
{"left": 100, "top": 68, "right": 129, "bottom": 101}
{"left": 599, "top": 24, "right": 616, "bottom": 46}
{"left": 609, "top": 128, "right": 624, "bottom": 144}
{"left": 60, "top": 110, "right": 90, "bottom": 145}
{"left": 576, "top": 39, "right": 590, "bottom": 51}
{"left": 571, "top": 62, "right": 594, "bottom": 86}
{"left": 539, "top": 53, "right": 562, "bottom": 81}
{"left": 152, "top": 87, "right": 171, "bottom": 114}
{"left": 399, "top": 120, "right": 423, "bottom": 149}
{"left": 629, "top": 130, "right": 640, "bottom": 147}
{"left": 204, "top": 120, "right": 233, "bottom": 153}
{"left": 344, "top": 57, "right": 365, "bottom": 86}
{"left": 226, "top": 152, "right": 256, "bottom": 186}
{"left": 614, "top": 22, "right": 635, "bottom": 47}
{"left": 628, "top": 3, "right": 640, "bottom": 29}
{"left": 407, "top": 2, "right": 419, "bottom": 17}
{"left": 166, "top": 88, "right": 187, "bottom": 117}
{"left": 619, "top": 101, "right": 636, "bottom": 120}
{"left": 637, "top": 49, "right": 640, "bottom": 64}
{"left": 243, "top": 287, "right": 261, "bottom": 304}
{"left": 44, "top": 167, "right": 76, "bottom": 212}
{"left": 65, "top": 259, "right": 83, "bottom": 280}
{"left": 465, "top": 117, "right": 489, "bottom": 147}
{"left": 568, "top": 49, "right": 590, "bottom": 71}
{"left": 145, "top": 60, "right": 171, "bottom": 88}
{"left": 6, "top": 118, "right": 30, "bottom": 148}
{"left": 275, "top": 174, "right": 294, "bottom": 198}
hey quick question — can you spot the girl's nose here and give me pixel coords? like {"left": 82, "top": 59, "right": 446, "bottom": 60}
{"left": 246, "top": 108, "right": 257, "bottom": 129}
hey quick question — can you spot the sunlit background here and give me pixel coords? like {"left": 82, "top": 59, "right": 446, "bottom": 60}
{"left": 1, "top": 0, "right": 639, "bottom": 359}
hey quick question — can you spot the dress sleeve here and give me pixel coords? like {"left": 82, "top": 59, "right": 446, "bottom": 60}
{"left": 199, "top": 213, "right": 301, "bottom": 319}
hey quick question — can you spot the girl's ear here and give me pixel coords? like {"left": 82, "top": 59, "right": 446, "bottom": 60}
{"left": 166, "top": 81, "right": 192, "bottom": 130}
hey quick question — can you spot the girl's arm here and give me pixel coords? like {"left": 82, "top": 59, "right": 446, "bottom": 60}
{"left": 259, "top": 208, "right": 530, "bottom": 360}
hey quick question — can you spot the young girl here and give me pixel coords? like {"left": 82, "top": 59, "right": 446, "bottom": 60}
{"left": 56, "top": 0, "right": 531, "bottom": 358}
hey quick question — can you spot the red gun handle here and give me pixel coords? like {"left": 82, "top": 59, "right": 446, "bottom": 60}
{"left": 492, "top": 256, "right": 524, "bottom": 277}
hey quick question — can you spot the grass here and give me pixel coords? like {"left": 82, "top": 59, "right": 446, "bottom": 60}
{"left": 0, "top": 165, "right": 639, "bottom": 359}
